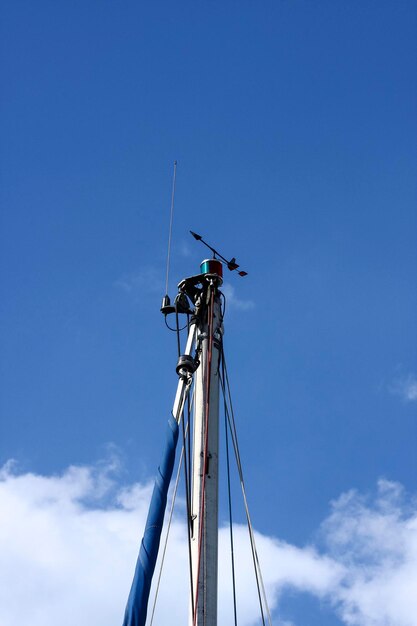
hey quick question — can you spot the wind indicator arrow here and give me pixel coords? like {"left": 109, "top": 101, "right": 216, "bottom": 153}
{"left": 190, "top": 231, "right": 248, "bottom": 276}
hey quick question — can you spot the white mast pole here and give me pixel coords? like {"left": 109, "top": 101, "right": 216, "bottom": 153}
{"left": 189, "top": 273, "right": 223, "bottom": 626}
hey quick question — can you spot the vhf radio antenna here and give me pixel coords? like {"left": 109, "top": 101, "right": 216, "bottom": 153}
{"left": 189, "top": 231, "right": 248, "bottom": 276}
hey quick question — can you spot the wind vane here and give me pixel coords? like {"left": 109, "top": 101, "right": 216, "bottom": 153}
{"left": 190, "top": 231, "right": 248, "bottom": 276}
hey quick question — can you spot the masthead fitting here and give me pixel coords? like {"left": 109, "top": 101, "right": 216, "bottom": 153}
{"left": 200, "top": 258, "right": 223, "bottom": 279}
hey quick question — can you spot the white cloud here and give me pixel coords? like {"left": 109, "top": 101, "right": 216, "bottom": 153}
{"left": 320, "top": 479, "right": 417, "bottom": 626}
{"left": 389, "top": 373, "right": 417, "bottom": 402}
{"left": 222, "top": 283, "right": 255, "bottom": 311}
{"left": 1, "top": 461, "right": 416, "bottom": 626}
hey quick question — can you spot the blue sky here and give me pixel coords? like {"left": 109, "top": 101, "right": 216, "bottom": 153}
{"left": 1, "top": 2, "right": 416, "bottom": 625}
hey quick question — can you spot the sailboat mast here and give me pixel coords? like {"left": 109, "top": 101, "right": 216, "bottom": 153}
{"left": 189, "top": 262, "right": 223, "bottom": 626}
{"left": 122, "top": 238, "right": 251, "bottom": 626}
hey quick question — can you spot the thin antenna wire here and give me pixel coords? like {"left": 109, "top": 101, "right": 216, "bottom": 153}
{"left": 165, "top": 160, "right": 177, "bottom": 296}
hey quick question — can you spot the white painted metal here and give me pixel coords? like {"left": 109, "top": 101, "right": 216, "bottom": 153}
{"left": 189, "top": 290, "right": 222, "bottom": 626}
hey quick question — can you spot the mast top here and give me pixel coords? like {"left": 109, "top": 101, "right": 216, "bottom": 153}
{"left": 200, "top": 258, "right": 223, "bottom": 279}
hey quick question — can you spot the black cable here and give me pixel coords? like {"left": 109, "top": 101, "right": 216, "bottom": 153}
{"left": 186, "top": 314, "right": 192, "bottom": 495}
{"left": 164, "top": 316, "right": 188, "bottom": 332}
{"left": 221, "top": 348, "right": 238, "bottom": 626}
{"left": 220, "top": 290, "right": 227, "bottom": 321}
{"left": 175, "top": 301, "right": 181, "bottom": 358}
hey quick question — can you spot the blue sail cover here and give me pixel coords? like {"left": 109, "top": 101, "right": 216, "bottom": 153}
{"left": 123, "top": 415, "right": 179, "bottom": 626}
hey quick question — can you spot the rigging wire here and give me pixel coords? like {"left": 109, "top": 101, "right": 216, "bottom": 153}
{"left": 221, "top": 347, "right": 273, "bottom": 626}
{"left": 221, "top": 350, "right": 238, "bottom": 626}
{"left": 182, "top": 382, "right": 195, "bottom": 619}
{"left": 150, "top": 282, "right": 270, "bottom": 626}
{"left": 148, "top": 386, "right": 195, "bottom": 626}
{"left": 164, "top": 160, "right": 177, "bottom": 297}
{"left": 185, "top": 313, "right": 194, "bottom": 613}
{"left": 148, "top": 425, "right": 185, "bottom": 626}
{"left": 219, "top": 367, "right": 265, "bottom": 626}
{"left": 153, "top": 297, "right": 194, "bottom": 619}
